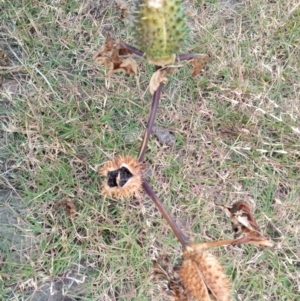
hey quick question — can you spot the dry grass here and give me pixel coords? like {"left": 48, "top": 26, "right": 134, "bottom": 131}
{"left": 0, "top": 0, "right": 299, "bottom": 300}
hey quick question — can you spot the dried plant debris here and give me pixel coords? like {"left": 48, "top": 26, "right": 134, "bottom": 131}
{"left": 99, "top": 155, "right": 145, "bottom": 199}
{"left": 180, "top": 245, "right": 232, "bottom": 301}
{"left": 94, "top": 35, "right": 138, "bottom": 77}
{"left": 152, "top": 249, "right": 231, "bottom": 301}
{"left": 0, "top": 48, "right": 10, "bottom": 67}
{"left": 149, "top": 66, "right": 177, "bottom": 94}
{"left": 218, "top": 200, "right": 274, "bottom": 247}
{"left": 152, "top": 125, "right": 176, "bottom": 146}
{"left": 188, "top": 54, "right": 210, "bottom": 77}
{"left": 115, "top": 0, "right": 128, "bottom": 19}
{"left": 151, "top": 254, "right": 190, "bottom": 301}
{"left": 54, "top": 198, "right": 77, "bottom": 218}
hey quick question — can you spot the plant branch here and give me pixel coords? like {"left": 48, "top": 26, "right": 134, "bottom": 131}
{"left": 142, "top": 180, "right": 190, "bottom": 247}
{"left": 176, "top": 53, "right": 210, "bottom": 62}
{"left": 119, "top": 41, "right": 210, "bottom": 64}
{"left": 191, "top": 235, "right": 274, "bottom": 250}
{"left": 120, "top": 41, "right": 144, "bottom": 57}
{"left": 137, "top": 82, "right": 163, "bottom": 162}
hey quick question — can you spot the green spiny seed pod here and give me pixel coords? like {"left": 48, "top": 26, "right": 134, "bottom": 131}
{"left": 134, "top": 0, "right": 189, "bottom": 66}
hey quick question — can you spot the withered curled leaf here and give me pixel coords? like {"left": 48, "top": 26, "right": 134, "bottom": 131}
{"left": 149, "top": 66, "right": 177, "bottom": 95}
{"left": 218, "top": 200, "right": 274, "bottom": 247}
{"left": 94, "top": 35, "right": 138, "bottom": 77}
{"left": 180, "top": 245, "right": 232, "bottom": 301}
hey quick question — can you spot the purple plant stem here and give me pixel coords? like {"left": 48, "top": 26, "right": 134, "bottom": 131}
{"left": 120, "top": 41, "right": 144, "bottom": 57}
{"left": 120, "top": 42, "right": 208, "bottom": 63}
{"left": 120, "top": 41, "right": 211, "bottom": 62}
{"left": 122, "top": 44, "right": 197, "bottom": 248}
{"left": 137, "top": 82, "right": 163, "bottom": 162}
{"left": 143, "top": 181, "right": 190, "bottom": 247}
{"left": 176, "top": 53, "right": 210, "bottom": 62}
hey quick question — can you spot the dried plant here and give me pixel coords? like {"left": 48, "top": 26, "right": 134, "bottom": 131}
{"left": 217, "top": 200, "right": 274, "bottom": 247}
{"left": 151, "top": 245, "right": 232, "bottom": 301}
{"left": 151, "top": 254, "right": 189, "bottom": 301}
{"left": 180, "top": 245, "right": 231, "bottom": 301}
{"left": 94, "top": 35, "right": 138, "bottom": 77}
{"left": 95, "top": 1, "right": 274, "bottom": 300}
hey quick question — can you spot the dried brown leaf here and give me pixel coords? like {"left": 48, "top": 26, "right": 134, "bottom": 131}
{"left": 107, "top": 56, "right": 138, "bottom": 77}
{"left": 54, "top": 198, "right": 77, "bottom": 218}
{"left": 181, "top": 246, "right": 232, "bottom": 301}
{"left": 94, "top": 35, "right": 137, "bottom": 77}
{"left": 188, "top": 54, "right": 210, "bottom": 76}
{"left": 149, "top": 67, "right": 177, "bottom": 95}
{"left": 149, "top": 69, "right": 168, "bottom": 95}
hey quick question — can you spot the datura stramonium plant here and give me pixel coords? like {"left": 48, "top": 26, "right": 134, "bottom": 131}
{"left": 134, "top": 0, "right": 189, "bottom": 66}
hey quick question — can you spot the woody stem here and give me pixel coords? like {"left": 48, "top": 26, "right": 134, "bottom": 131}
{"left": 120, "top": 42, "right": 208, "bottom": 63}
{"left": 137, "top": 82, "right": 163, "bottom": 162}
{"left": 120, "top": 42, "right": 144, "bottom": 57}
{"left": 176, "top": 53, "right": 210, "bottom": 62}
{"left": 142, "top": 180, "right": 190, "bottom": 247}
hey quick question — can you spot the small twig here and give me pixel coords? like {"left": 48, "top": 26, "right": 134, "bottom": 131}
{"left": 137, "top": 82, "right": 163, "bottom": 162}
{"left": 142, "top": 180, "right": 189, "bottom": 247}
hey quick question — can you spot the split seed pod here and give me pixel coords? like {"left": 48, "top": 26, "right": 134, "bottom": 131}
{"left": 180, "top": 245, "right": 232, "bottom": 301}
{"left": 134, "top": 0, "right": 189, "bottom": 66}
{"left": 99, "top": 155, "right": 145, "bottom": 199}
{"left": 218, "top": 200, "right": 274, "bottom": 247}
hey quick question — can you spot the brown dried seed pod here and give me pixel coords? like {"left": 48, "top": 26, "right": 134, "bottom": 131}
{"left": 180, "top": 247, "right": 231, "bottom": 301}
{"left": 218, "top": 201, "right": 274, "bottom": 247}
{"left": 180, "top": 254, "right": 210, "bottom": 301}
{"left": 99, "top": 155, "right": 145, "bottom": 199}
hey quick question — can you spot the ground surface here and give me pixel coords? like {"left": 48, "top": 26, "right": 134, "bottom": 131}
{"left": 0, "top": 0, "right": 299, "bottom": 300}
